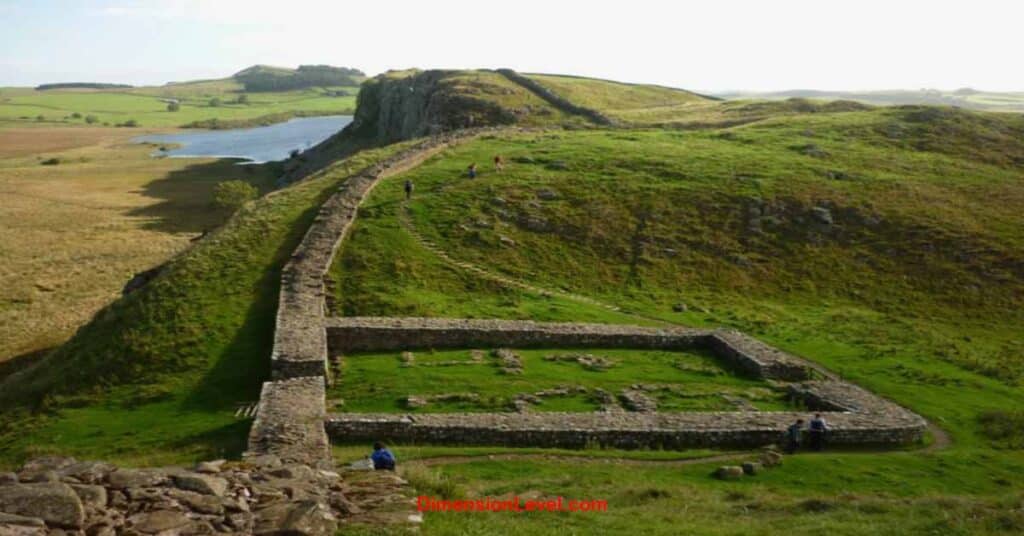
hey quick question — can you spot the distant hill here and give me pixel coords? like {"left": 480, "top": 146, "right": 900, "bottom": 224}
{"left": 232, "top": 64, "right": 366, "bottom": 92}
{"left": 36, "top": 83, "right": 134, "bottom": 90}
{"left": 715, "top": 88, "right": 1024, "bottom": 112}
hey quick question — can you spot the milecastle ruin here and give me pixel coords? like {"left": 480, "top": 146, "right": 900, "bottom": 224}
{"left": 244, "top": 129, "right": 928, "bottom": 468}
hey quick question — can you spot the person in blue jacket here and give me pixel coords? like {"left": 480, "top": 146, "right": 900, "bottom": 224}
{"left": 371, "top": 441, "right": 396, "bottom": 471}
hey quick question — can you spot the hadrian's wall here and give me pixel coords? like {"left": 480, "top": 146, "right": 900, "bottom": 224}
{"left": 245, "top": 130, "right": 487, "bottom": 465}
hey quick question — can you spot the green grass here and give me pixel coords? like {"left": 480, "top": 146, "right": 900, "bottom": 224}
{"left": 0, "top": 142, "right": 414, "bottom": 468}
{"left": 526, "top": 73, "right": 712, "bottom": 123}
{"left": 0, "top": 83, "right": 357, "bottom": 128}
{"left": 414, "top": 453, "right": 1024, "bottom": 535}
{"left": 330, "top": 347, "right": 791, "bottom": 413}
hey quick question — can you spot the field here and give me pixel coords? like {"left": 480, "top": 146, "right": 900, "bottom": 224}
{"left": 0, "top": 142, "right": 414, "bottom": 466}
{"left": 718, "top": 88, "right": 1024, "bottom": 113}
{"left": 0, "top": 125, "right": 280, "bottom": 365}
{"left": 0, "top": 80, "right": 357, "bottom": 128}
{"left": 331, "top": 347, "right": 792, "bottom": 413}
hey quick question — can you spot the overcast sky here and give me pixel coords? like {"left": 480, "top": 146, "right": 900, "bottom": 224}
{"left": 2, "top": 0, "right": 1022, "bottom": 92}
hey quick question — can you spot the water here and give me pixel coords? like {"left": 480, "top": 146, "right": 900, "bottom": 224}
{"left": 134, "top": 115, "right": 353, "bottom": 163}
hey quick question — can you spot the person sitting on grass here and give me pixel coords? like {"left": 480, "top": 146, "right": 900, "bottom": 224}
{"left": 808, "top": 413, "right": 828, "bottom": 451}
{"left": 784, "top": 418, "right": 804, "bottom": 454}
{"left": 371, "top": 442, "right": 396, "bottom": 471}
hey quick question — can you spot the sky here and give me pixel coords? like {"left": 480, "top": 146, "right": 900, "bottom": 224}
{"left": 1, "top": 0, "right": 1022, "bottom": 92}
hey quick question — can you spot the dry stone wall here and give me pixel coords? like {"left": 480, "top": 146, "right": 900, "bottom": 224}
{"left": 247, "top": 131, "right": 486, "bottom": 467}
{"left": 324, "top": 317, "right": 926, "bottom": 448}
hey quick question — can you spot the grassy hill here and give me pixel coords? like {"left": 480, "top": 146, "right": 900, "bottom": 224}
{"left": 0, "top": 65, "right": 362, "bottom": 128}
{"left": 2, "top": 68, "right": 1023, "bottom": 533}
{"left": 718, "top": 88, "right": 1024, "bottom": 113}
{"left": 525, "top": 73, "right": 714, "bottom": 123}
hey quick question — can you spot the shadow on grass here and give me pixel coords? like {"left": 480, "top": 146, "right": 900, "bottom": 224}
{"left": 127, "top": 159, "right": 278, "bottom": 234}
{"left": 0, "top": 347, "right": 52, "bottom": 384}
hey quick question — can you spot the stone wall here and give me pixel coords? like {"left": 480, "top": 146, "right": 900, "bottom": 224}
{"left": 323, "top": 317, "right": 926, "bottom": 448}
{"left": 325, "top": 317, "right": 810, "bottom": 381}
{"left": 325, "top": 392, "right": 925, "bottom": 449}
{"left": 247, "top": 131, "right": 485, "bottom": 467}
{"left": 495, "top": 69, "right": 619, "bottom": 127}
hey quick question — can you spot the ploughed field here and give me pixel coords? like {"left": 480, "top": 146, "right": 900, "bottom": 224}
{"left": 330, "top": 347, "right": 795, "bottom": 413}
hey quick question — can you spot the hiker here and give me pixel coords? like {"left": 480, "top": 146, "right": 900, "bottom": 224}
{"left": 809, "top": 413, "right": 828, "bottom": 451}
{"left": 784, "top": 418, "right": 804, "bottom": 454}
{"left": 467, "top": 163, "right": 478, "bottom": 179}
{"left": 371, "top": 441, "right": 396, "bottom": 471}
{"left": 404, "top": 179, "right": 414, "bottom": 200}
{"left": 494, "top": 155, "right": 504, "bottom": 172}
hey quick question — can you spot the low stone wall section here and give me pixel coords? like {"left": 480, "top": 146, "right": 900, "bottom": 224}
{"left": 325, "top": 382, "right": 926, "bottom": 448}
{"left": 272, "top": 131, "right": 485, "bottom": 381}
{"left": 325, "top": 317, "right": 811, "bottom": 381}
{"left": 249, "top": 132, "right": 485, "bottom": 467}
{"left": 245, "top": 377, "right": 330, "bottom": 468}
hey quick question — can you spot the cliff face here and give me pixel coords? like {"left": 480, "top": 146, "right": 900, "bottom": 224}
{"left": 280, "top": 69, "right": 566, "bottom": 183}
{"left": 346, "top": 70, "right": 518, "bottom": 144}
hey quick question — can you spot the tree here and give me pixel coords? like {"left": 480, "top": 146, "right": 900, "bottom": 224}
{"left": 212, "top": 180, "right": 258, "bottom": 211}
{"left": 84, "top": 115, "right": 99, "bottom": 124}
{"left": 70, "top": 112, "right": 82, "bottom": 119}
{"left": 236, "top": 94, "right": 249, "bottom": 105}
{"left": 167, "top": 101, "right": 180, "bottom": 112}
{"left": 208, "top": 97, "right": 222, "bottom": 107}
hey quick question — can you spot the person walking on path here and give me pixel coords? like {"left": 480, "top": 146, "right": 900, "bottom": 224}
{"left": 371, "top": 441, "right": 396, "bottom": 471}
{"left": 404, "top": 179, "right": 414, "bottom": 200}
{"left": 809, "top": 413, "right": 828, "bottom": 451}
{"left": 784, "top": 418, "right": 804, "bottom": 454}
{"left": 494, "top": 155, "right": 504, "bottom": 172}
{"left": 467, "top": 163, "right": 478, "bottom": 179}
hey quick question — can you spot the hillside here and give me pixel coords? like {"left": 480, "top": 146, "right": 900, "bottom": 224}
{"left": 718, "top": 88, "right": 1024, "bottom": 113}
{"left": 2, "top": 67, "right": 1024, "bottom": 534}
{"left": 233, "top": 64, "right": 365, "bottom": 91}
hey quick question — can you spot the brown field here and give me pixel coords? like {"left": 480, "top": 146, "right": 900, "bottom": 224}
{"left": 0, "top": 125, "right": 276, "bottom": 365}
{"left": 0, "top": 126, "right": 124, "bottom": 158}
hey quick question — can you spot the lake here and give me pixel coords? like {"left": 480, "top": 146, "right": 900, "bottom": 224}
{"left": 134, "top": 115, "right": 353, "bottom": 163}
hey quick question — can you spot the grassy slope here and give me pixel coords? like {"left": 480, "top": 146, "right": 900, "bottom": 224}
{"left": 0, "top": 78, "right": 357, "bottom": 128}
{"left": 329, "top": 107, "right": 1024, "bottom": 533}
{"left": 0, "top": 142, "right": 412, "bottom": 468}
{"left": 526, "top": 73, "right": 713, "bottom": 123}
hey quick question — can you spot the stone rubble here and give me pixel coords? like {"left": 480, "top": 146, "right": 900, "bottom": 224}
{"left": 0, "top": 456, "right": 393, "bottom": 536}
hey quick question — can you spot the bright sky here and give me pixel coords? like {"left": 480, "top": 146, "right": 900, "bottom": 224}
{"left": 2, "top": 0, "right": 1022, "bottom": 92}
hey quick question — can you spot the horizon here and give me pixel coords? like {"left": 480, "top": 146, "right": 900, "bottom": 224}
{"left": 2, "top": 0, "right": 1023, "bottom": 93}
